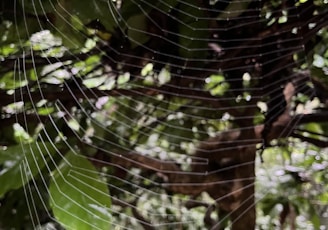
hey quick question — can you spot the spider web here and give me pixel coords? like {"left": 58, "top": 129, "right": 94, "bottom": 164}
{"left": 1, "top": 0, "right": 327, "bottom": 229}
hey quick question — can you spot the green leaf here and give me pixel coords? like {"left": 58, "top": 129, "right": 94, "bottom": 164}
{"left": 304, "top": 122, "right": 323, "bottom": 135}
{"left": 83, "top": 76, "right": 107, "bottom": 88}
{"left": 70, "top": 0, "right": 117, "bottom": 32}
{"left": 261, "top": 196, "right": 286, "bottom": 215}
{"left": 205, "top": 74, "right": 229, "bottom": 96}
{"left": 120, "top": 1, "right": 150, "bottom": 20}
{"left": 53, "top": 5, "right": 85, "bottom": 49}
{"left": 117, "top": 72, "right": 131, "bottom": 85}
{"left": 49, "top": 151, "right": 111, "bottom": 230}
{"left": 0, "top": 142, "right": 56, "bottom": 198}
{"left": 20, "top": 0, "right": 56, "bottom": 15}
{"left": 37, "top": 106, "right": 55, "bottom": 115}
{"left": 177, "top": 1, "right": 209, "bottom": 61}
{"left": 0, "top": 71, "right": 28, "bottom": 90}
{"left": 13, "top": 123, "right": 32, "bottom": 143}
{"left": 126, "top": 14, "right": 150, "bottom": 48}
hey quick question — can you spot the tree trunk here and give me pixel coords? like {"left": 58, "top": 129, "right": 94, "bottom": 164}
{"left": 230, "top": 154, "right": 256, "bottom": 230}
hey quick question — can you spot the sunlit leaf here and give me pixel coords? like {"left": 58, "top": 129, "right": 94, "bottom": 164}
{"left": 83, "top": 76, "right": 107, "bottom": 88}
{"left": 117, "top": 72, "right": 130, "bottom": 85}
{"left": 205, "top": 74, "right": 229, "bottom": 96}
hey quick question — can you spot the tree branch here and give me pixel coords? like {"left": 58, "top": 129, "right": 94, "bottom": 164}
{"left": 291, "top": 132, "right": 328, "bottom": 148}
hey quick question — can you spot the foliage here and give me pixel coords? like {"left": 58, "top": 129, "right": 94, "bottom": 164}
{"left": 0, "top": 0, "right": 328, "bottom": 229}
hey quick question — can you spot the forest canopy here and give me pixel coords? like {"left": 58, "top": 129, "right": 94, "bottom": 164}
{"left": 0, "top": 0, "right": 328, "bottom": 229}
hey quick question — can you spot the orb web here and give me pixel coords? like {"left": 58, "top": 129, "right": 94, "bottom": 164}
{"left": 0, "top": 0, "right": 327, "bottom": 229}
